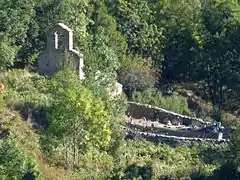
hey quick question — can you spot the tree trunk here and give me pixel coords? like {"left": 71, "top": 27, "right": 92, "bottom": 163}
{"left": 219, "top": 82, "right": 223, "bottom": 111}
{"left": 63, "top": 137, "right": 69, "bottom": 169}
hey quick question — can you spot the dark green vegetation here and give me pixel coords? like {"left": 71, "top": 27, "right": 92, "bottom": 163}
{"left": 0, "top": 0, "right": 240, "bottom": 179}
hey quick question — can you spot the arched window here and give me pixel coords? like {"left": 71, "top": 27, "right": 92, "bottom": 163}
{"left": 54, "top": 31, "right": 65, "bottom": 50}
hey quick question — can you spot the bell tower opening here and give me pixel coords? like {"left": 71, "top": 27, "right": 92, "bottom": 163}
{"left": 54, "top": 31, "right": 66, "bottom": 50}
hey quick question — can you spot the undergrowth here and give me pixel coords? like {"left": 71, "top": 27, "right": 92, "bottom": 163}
{"left": 132, "top": 89, "right": 191, "bottom": 115}
{"left": 0, "top": 69, "right": 225, "bottom": 179}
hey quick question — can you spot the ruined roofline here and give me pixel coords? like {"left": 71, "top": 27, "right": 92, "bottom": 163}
{"left": 57, "top": 23, "right": 73, "bottom": 32}
{"left": 69, "top": 48, "right": 83, "bottom": 58}
{"left": 53, "top": 23, "right": 83, "bottom": 58}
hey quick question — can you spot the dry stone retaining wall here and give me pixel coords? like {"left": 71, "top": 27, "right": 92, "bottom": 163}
{"left": 127, "top": 102, "right": 205, "bottom": 126}
{"left": 124, "top": 127, "right": 229, "bottom": 147}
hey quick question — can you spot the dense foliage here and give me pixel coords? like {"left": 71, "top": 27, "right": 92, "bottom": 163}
{"left": 0, "top": 138, "right": 40, "bottom": 180}
{"left": 118, "top": 56, "right": 159, "bottom": 98}
{"left": 132, "top": 89, "right": 191, "bottom": 115}
{"left": 1, "top": 0, "right": 240, "bottom": 179}
{"left": 41, "top": 70, "right": 113, "bottom": 167}
{"left": 0, "top": 0, "right": 239, "bottom": 111}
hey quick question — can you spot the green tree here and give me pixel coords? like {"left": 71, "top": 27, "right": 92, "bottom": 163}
{"left": 0, "top": 36, "right": 19, "bottom": 69}
{"left": 105, "top": 0, "right": 164, "bottom": 66}
{"left": 85, "top": 0, "right": 127, "bottom": 88}
{"left": 200, "top": 0, "right": 240, "bottom": 113}
{"left": 162, "top": 0, "right": 202, "bottom": 81}
{"left": 163, "top": 27, "right": 200, "bottom": 81}
{"left": 118, "top": 56, "right": 158, "bottom": 98}
{"left": 229, "top": 126, "right": 240, "bottom": 167}
{"left": 34, "top": 0, "right": 89, "bottom": 50}
{"left": 41, "top": 69, "right": 112, "bottom": 167}
{"left": 88, "top": 0, "right": 127, "bottom": 63}
{"left": 215, "top": 125, "right": 240, "bottom": 179}
{"left": 0, "top": 0, "right": 36, "bottom": 68}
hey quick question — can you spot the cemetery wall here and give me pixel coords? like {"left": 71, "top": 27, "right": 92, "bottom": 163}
{"left": 127, "top": 102, "right": 205, "bottom": 126}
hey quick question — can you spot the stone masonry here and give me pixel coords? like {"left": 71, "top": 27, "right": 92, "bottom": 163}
{"left": 38, "top": 23, "right": 85, "bottom": 79}
{"left": 127, "top": 101, "right": 205, "bottom": 126}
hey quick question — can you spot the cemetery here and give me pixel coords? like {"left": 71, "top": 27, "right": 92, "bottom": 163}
{"left": 125, "top": 102, "right": 232, "bottom": 146}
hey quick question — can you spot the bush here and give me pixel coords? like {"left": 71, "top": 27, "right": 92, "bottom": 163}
{"left": 0, "top": 37, "right": 18, "bottom": 69}
{"left": 110, "top": 140, "right": 216, "bottom": 179}
{"left": 209, "top": 162, "right": 240, "bottom": 180}
{"left": 0, "top": 70, "right": 51, "bottom": 125}
{"left": 0, "top": 70, "right": 50, "bottom": 105}
{"left": 221, "top": 112, "right": 239, "bottom": 127}
{"left": 118, "top": 56, "right": 159, "bottom": 98}
{"left": 132, "top": 89, "right": 191, "bottom": 115}
{"left": 0, "top": 138, "right": 41, "bottom": 180}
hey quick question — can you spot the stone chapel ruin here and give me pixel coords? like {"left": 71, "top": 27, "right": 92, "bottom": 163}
{"left": 38, "top": 23, "right": 122, "bottom": 97}
{"left": 38, "top": 23, "right": 85, "bottom": 79}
